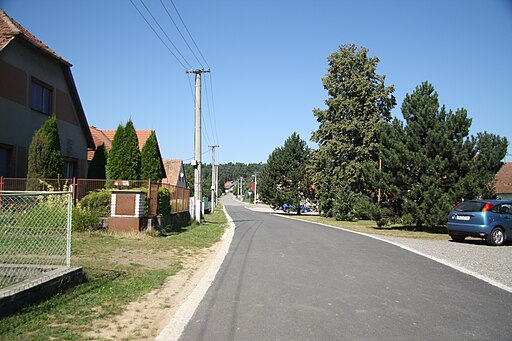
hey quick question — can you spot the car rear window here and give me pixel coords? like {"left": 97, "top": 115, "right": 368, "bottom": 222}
{"left": 454, "top": 201, "right": 486, "bottom": 212}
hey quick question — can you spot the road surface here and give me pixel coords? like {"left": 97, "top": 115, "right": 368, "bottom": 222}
{"left": 179, "top": 195, "right": 512, "bottom": 340}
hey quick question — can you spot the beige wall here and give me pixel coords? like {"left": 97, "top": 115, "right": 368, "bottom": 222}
{"left": 0, "top": 40, "right": 88, "bottom": 177}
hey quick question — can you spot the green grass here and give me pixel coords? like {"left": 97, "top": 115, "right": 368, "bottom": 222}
{"left": 291, "top": 215, "right": 450, "bottom": 240}
{"left": 0, "top": 205, "right": 228, "bottom": 340}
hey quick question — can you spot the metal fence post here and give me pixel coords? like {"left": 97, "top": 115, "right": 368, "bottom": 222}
{"left": 66, "top": 189, "right": 72, "bottom": 267}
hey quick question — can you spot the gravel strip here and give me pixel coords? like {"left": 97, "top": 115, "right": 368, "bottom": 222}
{"left": 373, "top": 235, "right": 512, "bottom": 292}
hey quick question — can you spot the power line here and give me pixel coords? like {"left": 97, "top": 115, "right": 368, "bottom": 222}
{"left": 187, "top": 73, "right": 213, "bottom": 147}
{"left": 169, "top": 0, "right": 210, "bottom": 68}
{"left": 137, "top": 0, "right": 192, "bottom": 69}
{"left": 203, "top": 75, "right": 216, "bottom": 145}
{"left": 129, "top": 0, "right": 188, "bottom": 69}
{"left": 159, "top": 0, "right": 204, "bottom": 69}
{"left": 207, "top": 73, "right": 220, "bottom": 144}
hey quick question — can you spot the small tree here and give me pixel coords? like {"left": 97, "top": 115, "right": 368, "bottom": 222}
{"left": 141, "top": 131, "right": 163, "bottom": 182}
{"left": 88, "top": 143, "right": 107, "bottom": 179}
{"left": 27, "top": 115, "right": 63, "bottom": 180}
{"left": 106, "top": 120, "right": 141, "bottom": 180}
{"left": 259, "top": 133, "right": 311, "bottom": 214}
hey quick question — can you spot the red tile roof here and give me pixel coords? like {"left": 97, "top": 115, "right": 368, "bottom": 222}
{"left": 496, "top": 163, "right": 512, "bottom": 195}
{"left": 0, "top": 8, "right": 70, "bottom": 66}
{"left": 88, "top": 126, "right": 156, "bottom": 161}
{"left": 88, "top": 126, "right": 166, "bottom": 178}
{"left": 162, "top": 159, "right": 185, "bottom": 187}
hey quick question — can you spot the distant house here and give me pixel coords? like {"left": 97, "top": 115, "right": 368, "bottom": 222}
{"left": 496, "top": 162, "right": 512, "bottom": 200}
{"left": 224, "top": 181, "right": 235, "bottom": 193}
{"left": 161, "top": 159, "right": 187, "bottom": 188}
{"left": 0, "top": 9, "right": 94, "bottom": 178}
{"left": 88, "top": 126, "right": 166, "bottom": 178}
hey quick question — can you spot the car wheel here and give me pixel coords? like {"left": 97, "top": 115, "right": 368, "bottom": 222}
{"left": 450, "top": 234, "right": 465, "bottom": 243}
{"left": 487, "top": 227, "right": 505, "bottom": 246}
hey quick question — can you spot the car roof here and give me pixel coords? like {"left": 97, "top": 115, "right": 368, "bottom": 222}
{"left": 464, "top": 199, "right": 512, "bottom": 204}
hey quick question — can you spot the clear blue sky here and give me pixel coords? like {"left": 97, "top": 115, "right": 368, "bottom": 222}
{"left": 3, "top": 0, "right": 511, "bottom": 164}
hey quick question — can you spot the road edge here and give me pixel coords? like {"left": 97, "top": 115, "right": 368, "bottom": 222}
{"left": 155, "top": 206, "right": 236, "bottom": 341}
{"left": 276, "top": 214, "right": 512, "bottom": 294}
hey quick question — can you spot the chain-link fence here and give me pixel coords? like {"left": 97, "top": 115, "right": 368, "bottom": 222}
{"left": 0, "top": 191, "right": 72, "bottom": 294}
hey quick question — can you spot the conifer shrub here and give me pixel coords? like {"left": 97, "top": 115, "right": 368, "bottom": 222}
{"left": 79, "top": 189, "right": 111, "bottom": 217}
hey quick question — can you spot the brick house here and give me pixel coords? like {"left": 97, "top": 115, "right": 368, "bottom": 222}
{"left": 88, "top": 126, "right": 166, "bottom": 179}
{"left": 496, "top": 162, "right": 512, "bottom": 200}
{"left": 0, "top": 9, "right": 94, "bottom": 178}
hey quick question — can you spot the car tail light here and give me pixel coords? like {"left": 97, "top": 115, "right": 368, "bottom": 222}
{"left": 482, "top": 202, "right": 494, "bottom": 212}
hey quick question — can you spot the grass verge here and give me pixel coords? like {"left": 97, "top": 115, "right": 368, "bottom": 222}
{"left": 290, "top": 215, "right": 449, "bottom": 240}
{"left": 0, "top": 205, "right": 227, "bottom": 341}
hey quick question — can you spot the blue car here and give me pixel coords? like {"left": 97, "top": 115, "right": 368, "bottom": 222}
{"left": 447, "top": 200, "right": 512, "bottom": 246}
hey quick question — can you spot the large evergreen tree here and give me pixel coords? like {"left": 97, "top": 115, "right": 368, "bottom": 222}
{"left": 106, "top": 120, "right": 141, "bottom": 180}
{"left": 27, "top": 115, "right": 64, "bottom": 179}
{"left": 310, "top": 44, "right": 395, "bottom": 218}
{"left": 88, "top": 143, "right": 107, "bottom": 179}
{"left": 378, "top": 81, "right": 508, "bottom": 227}
{"left": 106, "top": 123, "right": 125, "bottom": 180}
{"left": 259, "top": 133, "right": 311, "bottom": 214}
{"left": 141, "top": 131, "right": 163, "bottom": 182}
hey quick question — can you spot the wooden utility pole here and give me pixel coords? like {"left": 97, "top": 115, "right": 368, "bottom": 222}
{"left": 186, "top": 68, "right": 210, "bottom": 223}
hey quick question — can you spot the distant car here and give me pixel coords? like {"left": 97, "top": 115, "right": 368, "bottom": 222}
{"left": 447, "top": 200, "right": 512, "bottom": 246}
{"left": 281, "top": 204, "right": 311, "bottom": 213}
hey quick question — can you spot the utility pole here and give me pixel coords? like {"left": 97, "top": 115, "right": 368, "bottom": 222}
{"left": 253, "top": 173, "right": 258, "bottom": 204}
{"left": 240, "top": 177, "right": 243, "bottom": 201}
{"left": 186, "top": 68, "right": 210, "bottom": 223}
{"left": 209, "top": 145, "right": 219, "bottom": 211}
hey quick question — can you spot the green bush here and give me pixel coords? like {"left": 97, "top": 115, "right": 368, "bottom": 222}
{"left": 79, "top": 189, "right": 111, "bottom": 217}
{"left": 72, "top": 207, "right": 101, "bottom": 232}
{"left": 158, "top": 187, "right": 171, "bottom": 216}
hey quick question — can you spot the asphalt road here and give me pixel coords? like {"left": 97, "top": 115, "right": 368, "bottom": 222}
{"left": 179, "top": 196, "right": 512, "bottom": 340}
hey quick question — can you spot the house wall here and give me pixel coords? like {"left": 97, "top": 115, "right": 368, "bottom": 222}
{"left": 177, "top": 163, "right": 187, "bottom": 188}
{"left": 0, "top": 40, "right": 88, "bottom": 178}
{"left": 497, "top": 194, "right": 512, "bottom": 200}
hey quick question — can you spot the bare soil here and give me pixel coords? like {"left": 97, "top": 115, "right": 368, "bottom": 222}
{"left": 83, "top": 244, "right": 221, "bottom": 340}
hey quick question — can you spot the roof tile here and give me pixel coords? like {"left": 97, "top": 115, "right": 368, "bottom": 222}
{"left": 496, "top": 163, "right": 512, "bottom": 194}
{"left": 0, "top": 8, "right": 70, "bottom": 65}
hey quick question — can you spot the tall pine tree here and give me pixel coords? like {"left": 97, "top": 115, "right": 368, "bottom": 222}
{"left": 259, "top": 133, "right": 311, "bottom": 214}
{"left": 106, "top": 120, "right": 141, "bottom": 180}
{"left": 88, "top": 143, "right": 107, "bottom": 179}
{"left": 310, "top": 44, "right": 395, "bottom": 218}
{"left": 141, "top": 131, "right": 163, "bottom": 182}
{"left": 378, "top": 81, "right": 508, "bottom": 227}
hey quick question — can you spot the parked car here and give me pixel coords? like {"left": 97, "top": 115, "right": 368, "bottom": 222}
{"left": 281, "top": 203, "right": 311, "bottom": 213}
{"left": 447, "top": 200, "right": 512, "bottom": 246}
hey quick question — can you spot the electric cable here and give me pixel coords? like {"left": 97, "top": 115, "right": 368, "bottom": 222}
{"left": 169, "top": 0, "right": 210, "bottom": 68}
{"left": 159, "top": 0, "right": 204, "bottom": 69}
{"left": 138, "top": 0, "right": 192, "bottom": 69}
{"left": 129, "top": 0, "right": 188, "bottom": 69}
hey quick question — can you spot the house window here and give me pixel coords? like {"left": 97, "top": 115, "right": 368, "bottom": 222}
{"left": 30, "top": 79, "right": 52, "bottom": 114}
{"left": 63, "top": 159, "right": 76, "bottom": 178}
{"left": 0, "top": 146, "right": 12, "bottom": 177}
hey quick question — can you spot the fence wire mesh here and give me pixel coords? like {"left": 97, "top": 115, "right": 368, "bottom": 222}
{"left": 0, "top": 191, "right": 72, "bottom": 293}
